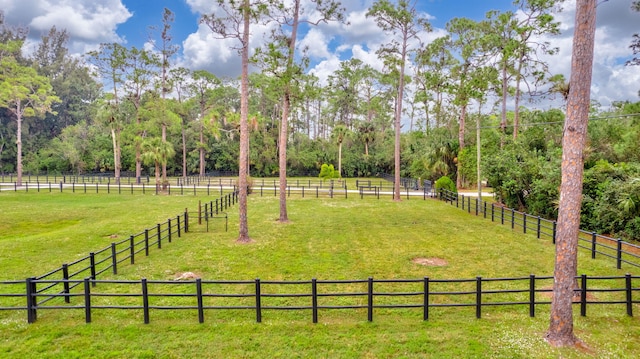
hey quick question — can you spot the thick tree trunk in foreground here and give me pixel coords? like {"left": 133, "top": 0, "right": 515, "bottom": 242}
{"left": 546, "top": 0, "right": 596, "bottom": 347}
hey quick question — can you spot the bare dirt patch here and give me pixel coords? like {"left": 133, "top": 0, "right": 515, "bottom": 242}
{"left": 412, "top": 257, "right": 448, "bottom": 267}
{"left": 173, "top": 271, "right": 201, "bottom": 281}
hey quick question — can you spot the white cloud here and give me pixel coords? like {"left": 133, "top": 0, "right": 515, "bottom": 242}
{"left": 539, "top": 0, "right": 640, "bottom": 107}
{"left": 1, "top": 0, "right": 131, "bottom": 55}
{"left": 299, "top": 28, "right": 331, "bottom": 59}
{"left": 308, "top": 54, "right": 341, "bottom": 85}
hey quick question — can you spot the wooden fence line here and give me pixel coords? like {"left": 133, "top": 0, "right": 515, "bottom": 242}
{"left": 436, "top": 189, "right": 640, "bottom": 270}
{"left": 2, "top": 274, "right": 638, "bottom": 324}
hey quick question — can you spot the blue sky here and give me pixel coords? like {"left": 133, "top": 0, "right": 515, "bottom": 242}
{"left": 1, "top": 0, "right": 638, "bottom": 107}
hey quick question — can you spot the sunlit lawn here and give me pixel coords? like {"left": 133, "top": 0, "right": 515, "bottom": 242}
{"left": 1, "top": 190, "right": 639, "bottom": 358}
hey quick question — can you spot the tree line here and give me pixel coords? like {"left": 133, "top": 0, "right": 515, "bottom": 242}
{"left": 1, "top": 0, "right": 638, "bottom": 234}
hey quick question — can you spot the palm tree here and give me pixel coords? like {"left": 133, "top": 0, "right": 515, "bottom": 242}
{"left": 331, "top": 124, "right": 349, "bottom": 176}
{"left": 358, "top": 122, "right": 376, "bottom": 156}
{"left": 141, "top": 137, "right": 175, "bottom": 192}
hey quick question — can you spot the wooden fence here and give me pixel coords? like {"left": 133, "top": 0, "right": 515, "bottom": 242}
{"left": 0, "top": 181, "right": 235, "bottom": 196}
{"left": 1, "top": 274, "right": 638, "bottom": 324}
{"left": 437, "top": 189, "right": 640, "bottom": 270}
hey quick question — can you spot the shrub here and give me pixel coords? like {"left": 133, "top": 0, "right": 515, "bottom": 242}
{"left": 318, "top": 164, "right": 339, "bottom": 180}
{"left": 435, "top": 175, "right": 457, "bottom": 194}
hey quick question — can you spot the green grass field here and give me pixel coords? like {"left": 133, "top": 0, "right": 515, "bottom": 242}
{"left": 1, "top": 191, "right": 639, "bottom": 358}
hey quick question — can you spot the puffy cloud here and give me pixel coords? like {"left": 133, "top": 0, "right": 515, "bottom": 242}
{"left": 538, "top": 0, "right": 640, "bottom": 107}
{"left": 299, "top": 28, "right": 331, "bottom": 59}
{"left": 1, "top": 0, "right": 131, "bottom": 55}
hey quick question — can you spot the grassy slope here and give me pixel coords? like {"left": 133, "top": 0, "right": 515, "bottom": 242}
{"left": 0, "top": 192, "right": 639, "bottom": 358}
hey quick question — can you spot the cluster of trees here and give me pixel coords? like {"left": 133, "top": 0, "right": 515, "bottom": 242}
{"left": 1, "top": 1, "right": 569, "bottom": 183}
{"left": 1, "top": 0, "right": 638, "bottom": 234}
{"left": 1, "top": 0, "right": 638, "bottom": 347}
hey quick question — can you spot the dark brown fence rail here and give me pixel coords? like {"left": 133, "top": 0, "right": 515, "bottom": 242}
{"left": 0, "top": 181, "right": 236, "bottom": 196}
{"left": 2, "top": 274, "right": 638, "bottom": 324}
{"left": 436, "top": 189, "right": 640, "bottom": 270}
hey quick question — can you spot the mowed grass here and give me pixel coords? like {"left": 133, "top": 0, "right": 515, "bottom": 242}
{"left": 1, "top": 191, "right": 639, "bottom": 358}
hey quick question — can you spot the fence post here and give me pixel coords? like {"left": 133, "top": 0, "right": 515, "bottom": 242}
{"left": 368, "top": 277, "right": 374, "bottom": 322}
{"left": 483, "top": 201, "right": 487, "bottom": 219}
{"left": 312, "top": 278, "right": 318, "bottom": 324}
{"left": 529, "top": 274, "right": 536, "bottom": 317}
{"left": 89, "top": 252, "right": 96, "bottom": 287}
{"left": 177, "top": 216, "right": 182, "bottom": 238}
{"left": 142, "top": 278, "right": 150, "bottom": 324}
{"left": 511, "top": 209, "right": 515, "bottom": 229}
{"left": 62, "top": 264, "right": 70, "bottom": 303}
{"left": 255, "top": 278, "right": 262, "bottom": 323}
{"left": 184, "top": 209, "right": 189, "bottom": 233}
{"left": 111, "top": 243, "right": 117, "bottom": 275}
{"left": 130, "top": 236, "right": 135, "bottom": 264}
{"left": 198, "top": 200, "right": 202, "bottom": 225}
{"left": 552, "top": 221, "right": 557, "bottom": 244}
{"left": 626, "top": 274, "right": 633, "bottom": 317}
{"left": 157, "top": 223, "right": 162, "bottom": 249}
{"left": 26, "top": 277, "right": 37, "bottom": 323}
{"left": 196, "top": 278, "right": 204, "bottom": 323}
{"left": 145, "top": 229, "right": 149, "bottom": 256}
{"left": 617, "top": 239, "right": 623, "bottom": 269}
{"left": 476, "top": 276, "right": 482, "bottom": 319}
{"left": 523, "top": 214, "right": 527, "bottom": 234}
{"left": 84, "top": 277, "right": 91, "bottom": 323}
{"left": 423, "top": 277, "right": 430, "bottom": 321}
{"left": 580, "top": 274, "right": 587, "bottom": 317}
{"left": 537, "top": 217, "right": 541, "bottom": 239}
{"left": 591, "top": 232, "right": 597, "bottom": 259}
{"left": 501, "top": 207, "right": 505, "bottom": 225}
{"left": 168, "top": 219, "right": 172, "bottom": 243}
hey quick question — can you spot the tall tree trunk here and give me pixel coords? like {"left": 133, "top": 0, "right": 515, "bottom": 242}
{"left": 500, "top": 63, "right": 508, "bottom": 147}
{"left": 513, "top": 54, "right": 524, "bottom": 140}
{"left": 456, "top": 104, "right": 467, "bottom": 189}
{"left": 278, "top": 92, "right": 291, "bottom": 221}
{"left": 16, "top": 104, "right": 22, "bottom": 187}
{"left": 338, "top": 141, "right": 342, "bottom": 176}
{"left": 136, "top": 151, "right": 142, "bottom": 184}
{"left": 278, "top": 0, "right": 300, "bottom": 223}
{"left": 111, "top": 127, "right": 121, "bottom": 184}
{"left": 182, "top": 125, "right": 187, "bottom": 180}
{"left": 394, "top": 33, "right": 408, "bottom": 202}
{"left": 161, "top": 124, "right": 167, "bottom": 183}
{"left": 199, "top": 123, "right": 205, "bottom": 176}
{"left": 237, "top": 0, "right": 251, "bottom": 243}
{"left": 546, "top": 0, "right": 596, "bottom": 347}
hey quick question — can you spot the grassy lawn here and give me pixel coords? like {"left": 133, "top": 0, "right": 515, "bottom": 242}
{"left": 1, "top": 191, "right": 639, "bottom": 358}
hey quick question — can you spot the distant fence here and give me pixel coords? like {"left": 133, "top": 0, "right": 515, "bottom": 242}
{"left": 196, "top": 191, "right": 239, "bottom": 231}
{"left": 0, "top": 172, "right": 237, "bottom": 186}
{"left": 0, "top": 181, "right": 236, "bottom": 196}
{"left": 251, "top": 179, "right": 349, "bottom": 199}
{"left": 0, "top": 173, "right": 150, "bottom": 185}
{"left": 436, "top": 189, "right": 640, "bottom": 270}
{"left": 379, "top": 173, "right": 420, "bottom": 190}
{"left": 2, "top": 274, "right": 639, "bottom": 324}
